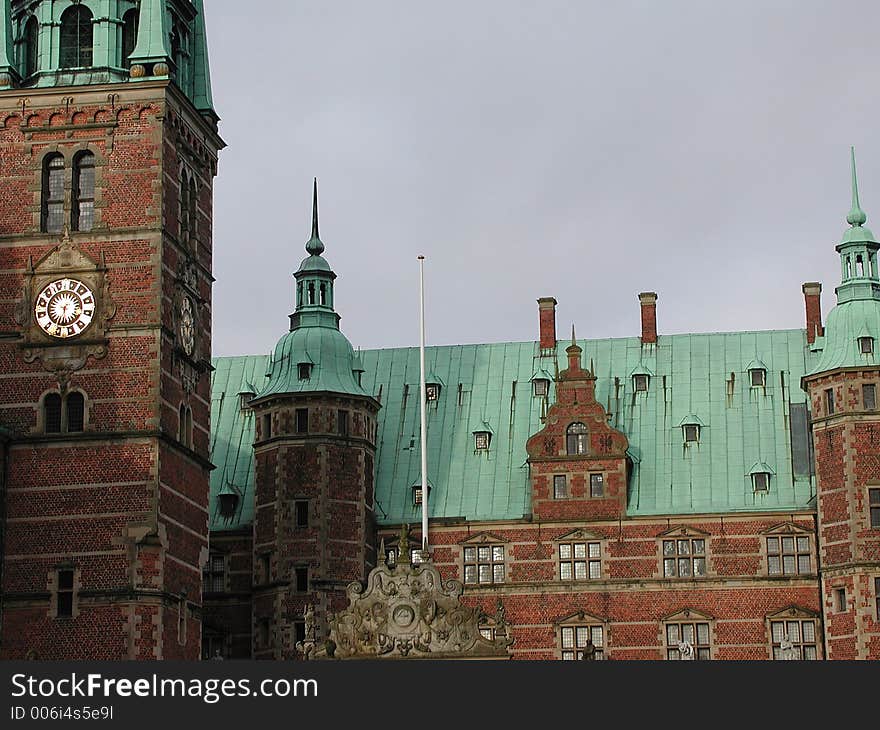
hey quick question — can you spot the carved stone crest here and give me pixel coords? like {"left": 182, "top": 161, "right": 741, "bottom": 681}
{"left": 301, "top": 559, "right": 514, "bottom": 660}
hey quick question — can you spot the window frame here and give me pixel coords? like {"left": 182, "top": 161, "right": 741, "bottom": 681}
{"left": 41, "top": 153, "right": 65, "bottom": 234}
{"left": 825, "top": 388, "right": 835, "bottom": 415}
{"left": 295, "top": 408, "right": 308, "bottom": 434}
{"left": 553, "top": 473, "right": 568, "bottom": 499}
{"left": 557, "top": 613, "right": 607, "bottom": 660}
{"left": 425, "top": 383, "right": 440, "bottom": 401}
{"left": 55, "top": 567, "right": 75, "bottom": 619}
{"left": 203, "top": 553, "right": 226, "bottom": 593}
{"left": 474, "top": 431, "right": 491, "bottom": 451}
{"left": 556, "top": 533, "right": 603, "bottom": 582}
{"left": 864, "top": 383, "right": 877, "bottom": 411}
{"left": 661, "top": 536, "right": 707, "bottom": 578}
{"left": 683, "top": 424, "right": 700, "bottom": 443}
{"left": 633, "top": 373, "right": 649, "bottom": 392}
{"left": 765, "top": 533, "right": 812, "bottom": 576}
{"left": 462, "top": 540, "right": 506, "bottom": 586}
{"left": 768, "top": 613, "right": 819, "bottom": 660}
{"left": 337, "top": 409, "right": 349, "bottom": 437}
{"left": 663, "top": 615, "right": 712, "bottom": 660}
{"left": 293, "top": 565, "right": 309, "bottom": 594}
{"left": 752, "top": 471, "right": 770, "bottom": 493}
{"left": 294, "top": 499, "right": 309, "bottom": 529}
{"left": 533, "top": 378, "right": 549, "bottom": 397}
{"left": 71, "top": 150, "right": 95, "bottom": 232}
{"left": 23, "top": 14, "right": 39, "bottom": 78}
{"left": 565, "top": 422, "right": 588, "bottom": 456}
{"left": 749, "top": 368, "right": 766, "bottom": 387}
{"left": 859, "top": 336, "right": 874, "bottom": 355}
{"left": 59, "top": 4, "right": 94, "bottom": 69}
{"left": 870, "top": 488, "right": 880, "bottom": 529}
{"left": 589, "top": 472, "right": 604, "bottom": 498}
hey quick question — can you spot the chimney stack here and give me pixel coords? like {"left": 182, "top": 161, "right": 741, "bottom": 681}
{"left": 802, "top": 282, "right": 824, "bottom": 344}
{"left": 537, "top": 297, "right": 557, "bottom": 352}
{"left": 639, "top": 292, "right": 658, "bottom": 344}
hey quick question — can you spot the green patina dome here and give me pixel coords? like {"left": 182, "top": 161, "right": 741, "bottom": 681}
{"left": 807, "top": 299, "right": 880, "bottom": 375}
{"left": 258, "top": 326, "right": 370, "bottom": 399}
{"left": 254, "top": 179, "right": 372, "bottom": 402}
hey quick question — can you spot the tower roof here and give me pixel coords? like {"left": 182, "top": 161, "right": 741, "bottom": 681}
{"left": 841, "top": 147, "right": 877, "bottom": 244}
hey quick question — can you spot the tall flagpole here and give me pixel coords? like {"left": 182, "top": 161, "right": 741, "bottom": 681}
{"left": 418, "top": 255, "right": 429, "bottom": 557}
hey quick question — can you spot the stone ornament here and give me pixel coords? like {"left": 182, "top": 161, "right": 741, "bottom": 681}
{"left": 15, "top": 234, "right": 116, "bottom": 382}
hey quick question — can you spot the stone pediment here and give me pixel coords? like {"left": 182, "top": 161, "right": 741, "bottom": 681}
{"left": 314, "top": 560, "right": 514, "bottom": 660}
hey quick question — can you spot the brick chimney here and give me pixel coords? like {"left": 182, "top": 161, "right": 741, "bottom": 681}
{"left": 639, "top": 292, "right": 658, "bottom": 344}
{"left": 802, "top": 282, "right": 824, "bottom": 344}
{"left": 537, "top": 297, "right": 557, "bottom": 352}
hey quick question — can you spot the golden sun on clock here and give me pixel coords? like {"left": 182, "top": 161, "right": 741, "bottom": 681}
{"left": 34, "top": 278, "right": 96, "bottom": 339}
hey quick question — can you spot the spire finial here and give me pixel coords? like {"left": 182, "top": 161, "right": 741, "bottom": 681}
{"left": 847, "top": 147, "right": 867, "bottom": 227}
{"left": 306, "top": 178, "right": 325, "bottom": 255}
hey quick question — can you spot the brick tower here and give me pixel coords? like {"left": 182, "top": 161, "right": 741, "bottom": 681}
{"left": 249, "top": 183, "right": 380, "bottom": 659}
{"left": 0, "top": 0, "right": 222, "bottom": 659}
{"left": 803, "top": 150, "right": 880, "bottom": 659}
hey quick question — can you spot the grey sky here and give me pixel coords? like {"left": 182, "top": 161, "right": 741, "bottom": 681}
{"left": 208, "top": 1, "right": 880, "bottom": 357}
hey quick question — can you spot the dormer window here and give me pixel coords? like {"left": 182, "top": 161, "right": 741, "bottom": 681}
{"left": 239, "top": 392, "right": 254, "bottom": 410}
{"left": 749, "top": 368, "right": 766, "bottom": 387}
{"left": 566, "top": 422, "right": 588, "bottom": 455}
{"left": 298, "top": 363, "right": 311, "bottom": 380}
{"left": 753, "top": 472, "right": 770, "bottom": 493}
{"left": 425, "top": 383, "right": 439, "bottom": 401}
{"left": 474, "top": 431, "right": 491, "bottom": 451}
{"left": 533, "top": 378, "right": 549, "bottom": 397}
{"left": 412, "top": 483, "right": 431, "bottom": 506}
{"left": 859, "top": 336, "right": 874, "bottom": 355}
{"left": 633, "top": 374, "right": 649, "bottom": 392}
{"left": 683, "top": 424, "right": 700, "bottom": 443}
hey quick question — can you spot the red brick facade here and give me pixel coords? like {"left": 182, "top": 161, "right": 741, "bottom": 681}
{"left": 0, "top": 80, "right": 222, "bottom": 659}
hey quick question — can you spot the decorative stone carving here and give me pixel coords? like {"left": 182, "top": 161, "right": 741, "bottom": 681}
{"left": 15, "top": 234, "right": 116, "bottom": 384}
{"left": 302, "top": 556, "right": 514, "bottom": 660}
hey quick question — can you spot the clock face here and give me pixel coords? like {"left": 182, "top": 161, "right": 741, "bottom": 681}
{"left": 179, "top": 296, "right": 195, "bottom": 357}
{"left": 34, "top": 278, "right": 96, "bottom": 339}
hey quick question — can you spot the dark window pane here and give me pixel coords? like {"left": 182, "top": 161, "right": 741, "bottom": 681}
{"left": 295, "top": 566, "right": 308, "bottom": 593}
{"left": 43, "top": 155, "right": 65, "bottom": 234}
{"left": 57, "top": 591, "right": 73, "bottom": 617}
{"left": 296, "top": 409, "right": 308, "bottom": 434}
{"left": 72, "top": 152, "right": 95, "bottom": 232}
{"left": 590, "top": 473, "right": 604, "bottom": 497}
{"left": 44, "top": 393, "right": 62, "bottom": 433}
{"left": 864, "top": 384, "right": 876, "bottom": 411}
{"left": 66, "top": 392, "right": 84, "bottom": 432}
{"left": 59, "top": 6, "right": 93, "bottom": 68}
{"left": 121, "top": 9, "right": 139, "bottom": 68}
{"left": 295, "top": 501, "right": 309, "bottom": 528}
{"left": 24, "top": 16, "right": 39, "bottom": 77}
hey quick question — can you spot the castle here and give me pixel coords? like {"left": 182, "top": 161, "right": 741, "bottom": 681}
{"left": 1, "top": 1, "right": 879, "bottom": 661}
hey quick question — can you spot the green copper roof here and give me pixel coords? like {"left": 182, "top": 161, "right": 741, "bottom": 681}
{"left": 210, "top": 355, "right": 269, "bottom": 530}
{"left": 0, "top": 0, "right": 15, "bottom": 83}
{"left": 210, "top": 327, "right": 819, "bottom": 531}
{"left": 806, "top": 298, "right": 880, "bottom": 375}
{"left": 128, "top": 0, "right": 172, "bottom": 67}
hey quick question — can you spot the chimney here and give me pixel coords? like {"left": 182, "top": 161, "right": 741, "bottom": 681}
{"left": 537, "top": 297, "right": 557, "bottom": 352}
{"left": 802, "top": 282, "right": 824, "bottom": 344}
{"left": 639, "top": 292, "right": 658, "bottom": 344}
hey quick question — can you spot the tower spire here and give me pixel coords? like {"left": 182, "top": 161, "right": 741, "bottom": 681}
{"left": 306, "top": 178, "right": 325, "bottom": 255}
{"left": 847, "top": 146, "right": 867, "bottom": 227}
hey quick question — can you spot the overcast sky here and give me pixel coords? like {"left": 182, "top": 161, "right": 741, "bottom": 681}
{"left": 208, "top": 1, "right": 880, "bottom": 357}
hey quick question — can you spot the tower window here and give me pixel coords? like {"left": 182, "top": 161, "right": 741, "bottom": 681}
{"left": 859, "top": 337, "right": 874, "bottom": 355}
{"left": 864, "top": 384, "right": 877, "bottom": 411}
{"left": 294, "top": 566, "right": 309, "bottom": 593}
{"left": 121, "top": 8, "right": 139, "bottom": 69}
{"left": 319, "top": 283, "right": 326, "bottom": 306}
{"left": 553, "top": 474, "right": 568, "bottom": 499}
{"left": 298, "top": 363, "right": 311, "bottom": 380}
{"left": 633, "top": 374, "right": 649, "bottom": 392}
{"left": 308, "top": 283, "right": 315, "bottom": 305}
{"left": 749, "top": 368, "right": 766, "bottom": 387}
{"left": 825, "top": 389, "right": 835, "bottom": 415}
{"left": 56, "top": 568, "right": 74, "bottom": 618}
{"left": 533, "top": 378, "right": 549, "bottom": 397}
{"left": 178, "top": 403, "right": 193, "bottom": 448}
{"left": 752, "top": 472, "right": 770, "bottom": 493}
{"left": 24, "top": 15, "right": 38, "bottom": 78}
{"left": 72, "top": 152, "right": 95, "bottom": 232}
{"left": 66, "top": 392, "right": 84, "bottom": 433}
{"left": 294, "top": 500, "right": 309, "bottom": 528}
{"left": 835, "top": 587, "right": 847, "bottom": 613}
{"left": 474, "top": 431, "right": 490, "bottom": 451}
{"left": 262, "top": 412, "right": 272, "bottom": 439}
{"left": 296, "top": 408, "right": 308, "bottom": 434}
{"left": 337, "top": 409, "right": 349, "bottom": 437}
{"left": 59, "top": 5, "right": 94, "bottom": 69}
{"left": 870, "top": 488, "right": 880, "bottom": 529}
{"left": 42, "top": 154, "right": 65, "bottom": 234}
{"left": 44, "top": 393, "right": 62, "bottom": 433}
{"left": 565, "top": 422, "right": 588, "bottom": 455}
{"left": 683, "top": 424, "right": 700, "bottom": 443}
{"left": 589, "top": 473, "right": 604, "bottom": 497}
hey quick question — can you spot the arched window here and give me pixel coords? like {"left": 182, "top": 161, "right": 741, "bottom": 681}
{"left": 42, "top": 154, "right": 65, "bottom": 234}
{"left": 566, "top": 422, "right": 588, "bottom": 455}
{"left": 179, "top": 403, "right": 193, "bottom": 448}
{"left": 121, "top": 8, "right": 139, "bottom": 69}
{"left": 188, "top": 177, "right": 197, "bottom": 240}
{"left": 72, "top": 151, "right": 95, "bottom": 232}
{"left": 179, "top": 170, "right": 190, "bottom": 239}
{"left": 24, "top": 15, "right": 39, "bottom": 78}
{"left": 59, "top": 5, "right": 94, "bottom": 69}
{"left": 44, "top": 393, "right": 62, "bottom": 433}
{"left": 66, "top": 392, "right": 85, "bottom": 432}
